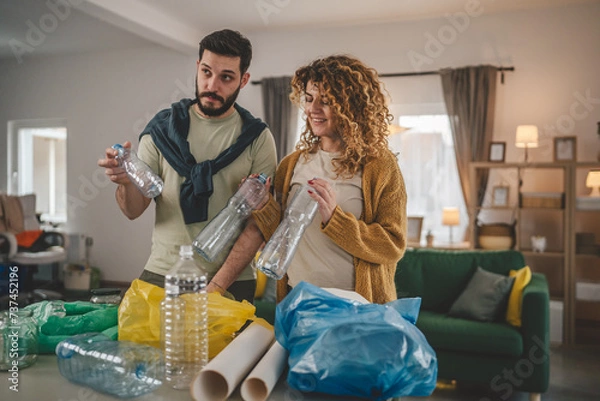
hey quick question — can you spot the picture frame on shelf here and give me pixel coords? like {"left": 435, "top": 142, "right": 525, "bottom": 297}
{"left": 488, "top": 142, "right": 506, "bottom": 162}
{"left": 554, "top": 136, "right": 577, "bottom": 162}
{"left": 492, "top": 185, "right": 510, "bottom": 207}
{"left": 407, "top": 216, "right": 424, "bottom": 245}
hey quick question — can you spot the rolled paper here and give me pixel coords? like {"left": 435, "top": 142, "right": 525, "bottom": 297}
{"left": 241, "top": 341, "right": 288, "bottom": 401}
{"left": 322, "top": 287, "right": 370, "bottom": 304}
{"left": 191, "top": 322, "right": 274, "bottom": 401}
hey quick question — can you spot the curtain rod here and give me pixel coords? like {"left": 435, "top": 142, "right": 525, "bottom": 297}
{"left": 251, "top": 66, "right": 515, "bottom": 85}
{"left": 379, "top": 66, "right": 515, "bottom": 84}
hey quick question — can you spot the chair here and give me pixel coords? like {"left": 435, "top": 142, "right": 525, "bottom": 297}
{"left": 0, "top": 193, "right": 68, "bottom": 306}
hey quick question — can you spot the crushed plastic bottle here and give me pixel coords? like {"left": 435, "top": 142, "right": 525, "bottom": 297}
{"left": 257, "top": 184, "right": 318, "bottom": 280}
{"left": 193, "top": 173, "right": 268, "bottom": 262}
{"left": 112, "top": 143, "right": 163, "bottom": 198}
{"left": 56, "top": 332, "right": 164, "bottom": 398}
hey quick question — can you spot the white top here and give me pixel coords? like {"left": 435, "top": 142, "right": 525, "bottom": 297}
{"left": 286, "top": 149, "right": 363, "bottom": 291}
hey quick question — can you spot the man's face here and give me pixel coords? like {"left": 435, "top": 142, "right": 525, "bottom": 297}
{"left": 195, "top": 50, "right": 249, "bottom": 118}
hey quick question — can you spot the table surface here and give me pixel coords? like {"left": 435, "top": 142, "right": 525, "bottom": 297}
{"left": 0, "top": 355, "right": 376, "bottom": 401}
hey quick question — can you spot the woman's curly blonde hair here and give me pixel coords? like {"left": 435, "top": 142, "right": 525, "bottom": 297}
{"left": 290, "top": 54, "right": 393, "bottom": 178}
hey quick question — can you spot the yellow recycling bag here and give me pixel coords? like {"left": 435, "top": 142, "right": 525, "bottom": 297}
{"left": 118, "top": 279, "right": 266, "bottom": 359}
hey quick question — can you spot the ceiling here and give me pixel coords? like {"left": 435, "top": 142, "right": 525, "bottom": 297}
{"left": 1, "top": 0, "right": 598, "bottom": 61}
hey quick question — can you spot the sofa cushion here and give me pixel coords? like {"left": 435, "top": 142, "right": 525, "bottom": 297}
{"left": 416, "top": 310, "right": 523, "bottom": 358}
{"left": 395, "top": 249, "right": 526, "bottom": 314}
{"left": 448, "top": 267, "right": 515, "bottom": 322}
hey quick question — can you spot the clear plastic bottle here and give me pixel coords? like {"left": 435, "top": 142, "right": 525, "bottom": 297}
{"left": 256, "top": 184, "right": 318, "bottom": 280}
{"left": 56, "top": 332, "right": 164, "bottom": 398}
{"left": 193, "top": 173, "right": 268, "bottom": 262}
{"left": 90, "top": 288, "right": 123, "bottom": 305}
{"left": 112, "top": 143, "right": 163, "bottom": 198}
{"left": 161, "top": 245, "right": 208, "bottom": 390}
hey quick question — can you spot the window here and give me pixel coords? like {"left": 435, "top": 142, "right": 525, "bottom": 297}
{"left": 7, "top": 119, "right": 67, "bottom": 224}
{"left": 388, "top": 114, "right": 467, "bottom": 244}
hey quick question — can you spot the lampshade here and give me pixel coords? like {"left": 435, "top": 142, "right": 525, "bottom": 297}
{"left": 515, "top": 125, "right": 539, "bottom": 148}
{"left": 442, "top": 207, "right": 460, "bottom": 226}
{"left": 387, "top": 124, "right": 410, "bottom": 136}
{"left": 586, "top": 170, "right": 600, "bottom": 197}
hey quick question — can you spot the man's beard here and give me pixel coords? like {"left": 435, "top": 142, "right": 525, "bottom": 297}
{"left": 195, "top": 79, "right": 241, "bottom": 117}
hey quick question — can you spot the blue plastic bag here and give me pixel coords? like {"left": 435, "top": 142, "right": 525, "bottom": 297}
{"left": 275, "top": 282, "right": 437, "bottom": 400}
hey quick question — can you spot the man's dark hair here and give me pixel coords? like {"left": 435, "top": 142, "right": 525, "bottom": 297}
{"left": 199, "top": 29, "right": 252, "bottom": 74}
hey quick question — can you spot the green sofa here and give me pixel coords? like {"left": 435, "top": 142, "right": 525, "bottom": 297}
{"left": 396, "top": 248, "right": 549, "bottom": 401}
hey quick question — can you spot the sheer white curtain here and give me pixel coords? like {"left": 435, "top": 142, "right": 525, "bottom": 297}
{"left": 384, "top": 75, "right": 466, "bottom": 244}
{"left": 388, "top": 115, "right": 467, "bottom": 244}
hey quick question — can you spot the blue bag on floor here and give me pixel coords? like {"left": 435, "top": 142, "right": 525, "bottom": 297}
{"left": 274, "top": 282, "right": 437, "bottom": 400}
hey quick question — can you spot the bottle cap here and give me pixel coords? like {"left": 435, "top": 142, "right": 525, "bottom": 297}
{"left": 180, "top": 245, "right": 193, "bottom": 256}
{"left": 111, "top": 144, "right": 125, "bottom": 157}
{"left": 257, "top": 173, "right": 268, "bottom": 184}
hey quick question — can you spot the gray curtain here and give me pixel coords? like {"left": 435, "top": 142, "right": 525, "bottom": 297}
{"left": 440, "top": 65, "right": 498, "bottom": 239}
{"left": 261, "top": 76, "right": 296, "bottom": 161}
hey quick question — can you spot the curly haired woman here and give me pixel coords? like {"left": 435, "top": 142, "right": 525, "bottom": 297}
{"left": 253, "top": 54, "right": 408, "bottom": 304}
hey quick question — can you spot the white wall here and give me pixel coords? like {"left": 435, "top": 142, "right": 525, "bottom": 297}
{"left": 1, "top": 2, "right": 599, "bottom": 282}
{"left": 0, "top": 45, "right": 196, "bottom": 281}
{"left": 247, "top": 2, "right": 600, "bottom": 165}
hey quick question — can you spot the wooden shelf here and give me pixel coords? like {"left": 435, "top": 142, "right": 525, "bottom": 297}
{"left": 575, "top": 253, "right": 600, "bottom": 259}
{"left": 576, "top": 300, "right": 600, "bottom": 321}
{"left": 521, "top": 250, "right": 565, "bottom": 258}
{"left": 519, "top": 207, "right": 564, "bottom": 211}
{"left": 469, "top": 160, "right": 600, "bottom": 345}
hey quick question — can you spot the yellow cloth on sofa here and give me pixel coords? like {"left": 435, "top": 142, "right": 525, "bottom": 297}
{"left": 505, "top": 266, "right": 532, "bottom": 327}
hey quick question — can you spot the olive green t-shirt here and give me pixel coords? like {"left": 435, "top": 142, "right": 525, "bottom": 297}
{"left": 138, "top": 105, "right": 277, "bottom": 279}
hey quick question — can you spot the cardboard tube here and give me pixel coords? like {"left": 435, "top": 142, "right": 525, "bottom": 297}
{"left": 191, "top": 322, "right": 274, "bottom": 401}
{"left": 240, "top": 341, "right": 288, "bottom": 401}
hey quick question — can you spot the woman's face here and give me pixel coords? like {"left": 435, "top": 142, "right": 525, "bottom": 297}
{"left": 304, "top": 80, "right": 337, "bottom": 140}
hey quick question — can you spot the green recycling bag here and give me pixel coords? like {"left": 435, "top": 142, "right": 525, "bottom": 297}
{"left": 24, "top": 301, "right": 118, "bottom": 353}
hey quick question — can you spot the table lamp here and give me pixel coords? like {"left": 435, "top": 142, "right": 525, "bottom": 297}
{"left": 387, "top": 124, "right": 410, "bottom": 136}
{"left": 442, "top": 207, "right": 460, "bottom": 244}
{"left": 515, "top": 125, "right": 539, "bottom": 162}
{"left": 586, "top": 170, "right": 600, "bottom": 197}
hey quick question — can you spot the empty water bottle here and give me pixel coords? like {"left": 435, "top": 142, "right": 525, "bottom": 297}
{"left": 161, "top": 245, "right": 208, "bottom": 390}
{"left": 193, "top": 173, "right": 268, "bottom": 262}
{"left": 112, "top": 143, "right": 163, "bottom": 198}
{"left": 257, "top": 184, "right": 318, "bottom": 280}
{"left": 56, "top": 332, "right": 164, "bottom": 398}
{"left": 90, "top": 288, "right": 123, "bottom": 305}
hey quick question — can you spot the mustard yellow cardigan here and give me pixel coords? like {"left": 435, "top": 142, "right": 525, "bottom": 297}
{"left": 253, "top": 148, "right": 407, "bottom": 304}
